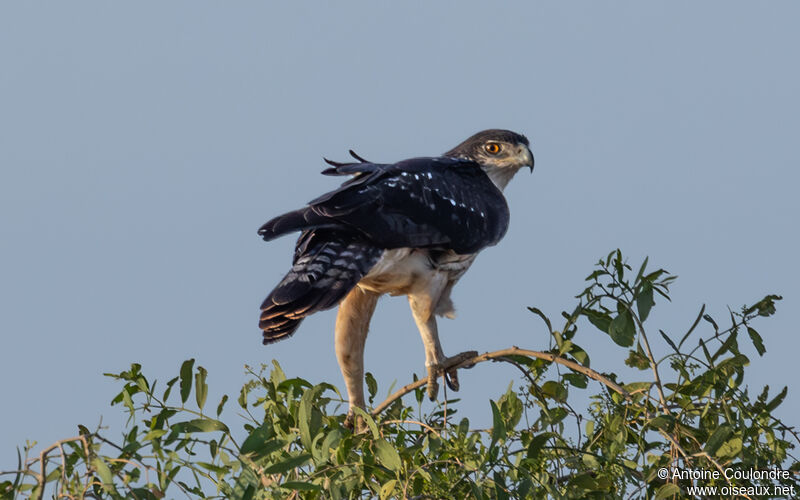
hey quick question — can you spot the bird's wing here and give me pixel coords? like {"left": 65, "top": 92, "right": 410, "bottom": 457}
{"left": 259, "top": 157, "right": 509, "bottom": 255}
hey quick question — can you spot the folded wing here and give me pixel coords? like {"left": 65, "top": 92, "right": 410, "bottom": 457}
{"left": 258, "top": 156, "right": 509, "bottom": 255}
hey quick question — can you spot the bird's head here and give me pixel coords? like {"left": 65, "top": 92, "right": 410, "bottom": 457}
{"left": 444, "top": 129, "right": 534, "bottom": 190}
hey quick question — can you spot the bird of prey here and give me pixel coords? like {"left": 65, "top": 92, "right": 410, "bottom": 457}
{"left": 258, "top": 129, "right": 533, "bottom": 418}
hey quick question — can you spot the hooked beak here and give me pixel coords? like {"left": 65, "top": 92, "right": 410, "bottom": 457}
{"left": 523, "top": 146, "right": 534, "bottom": 173}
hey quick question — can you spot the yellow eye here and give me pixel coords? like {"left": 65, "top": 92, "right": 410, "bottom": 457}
{"left": 484, "top": 143, "right": 501, "bottom": 155}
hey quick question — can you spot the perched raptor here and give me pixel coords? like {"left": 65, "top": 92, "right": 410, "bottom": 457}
{"left": 258, "top": 129, "right": 533, "bottom": 417}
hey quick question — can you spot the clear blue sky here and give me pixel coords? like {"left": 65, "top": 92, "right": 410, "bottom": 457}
{"left": 2, "top": 2, "right": 798, "bottom": 468}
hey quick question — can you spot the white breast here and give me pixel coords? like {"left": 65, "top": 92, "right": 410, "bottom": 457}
{"left": 357, "top": 248, "right": 476, "bottom": 298}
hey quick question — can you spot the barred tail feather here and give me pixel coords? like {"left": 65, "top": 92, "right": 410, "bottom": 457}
{"left": 260, "top": 232, "right": 382, "bottom": 344}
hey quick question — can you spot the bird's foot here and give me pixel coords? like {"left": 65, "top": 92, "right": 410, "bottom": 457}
{"left": 344, "top": 409, "right": 368, "bottom": 434}
{"left": 426, "top": 351, "right": 478, "bottom": 400}
{"left": 344, "top": 411, "right": 355, "bottom": 430}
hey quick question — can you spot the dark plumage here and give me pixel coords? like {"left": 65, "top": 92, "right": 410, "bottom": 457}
{"left": 257, "top": 129, "right": 533, "bottom": 414}
{"left": 259, "top": 230, "right": 382, "bottom": 343}
{"left": 259, "top": 156, "right": 509, "bottom": 253}
{"left": 258, "top": 155, "right": 510, "bottom": 343}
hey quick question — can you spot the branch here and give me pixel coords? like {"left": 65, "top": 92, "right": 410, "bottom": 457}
{"left": 372, "top": 346, "right": 631, "bottom": 416}
{"left": 17, "top": 435, "right": 91, "bottom": 500}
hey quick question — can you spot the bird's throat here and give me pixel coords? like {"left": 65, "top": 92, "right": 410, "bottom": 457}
{"left": 483, "top": 165, "right": 523, "bottom": 191}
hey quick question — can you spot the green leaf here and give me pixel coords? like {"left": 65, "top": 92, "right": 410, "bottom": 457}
{"left": 231, "top": 466, "right": 258, "bottom": 500}
{"left": 699, "top": 338, "right": 712, "bottom": 364}
{"left": 644, "top": 269, "right": 667, "bottom": 282}
{"left": 171, "top": 418, "right": 229, "bottom": 434}
{"left": 350, "top": 407, "right": 380, "bottom": 439}
{"left": 365, "top": 372, "right": 378, "bottom": 404}
{"left": 179, "top": 359, "right": 195, "bottom": 404}
{"left": 744, "top": 294, "right": 782, "bottom": 317}
{"left": 195, "top": 366, "right": 208, "bottom": 410}
{"left": 121, "top": 387, "right": 135, "bottom": 414}
{"left": 541, "top": 381, "right": 567, "bottom": 402}
{"left": 717, "top": 436, "right": 742, "bottom": 459}
{"left": 92, "top": 457, "right": 113, "bottom": 485}
{"left": 562, "top": 373, "right": 588, "bottom": 388}
{"left": 625, "top": 349, "right": 650, "bottom": 370}
{"left": 613, "top": 249, "right": 624, "bottom": 281}
{"left": 634, "top": 256, "right": 649, "bottom": 285}
{"left": 413, "top": 373, "right": 424, "bottom": 405}
{"left": 582, "top": 453, "right": 600, "bottom": 469}
{"left": 163, "top": 376, "right": 179, "bottom": 401}
{"left": 243, "top": 438, "right": 284, "bottom": 461}
{"left": 270, "top": 360, "right": 287, "bottom": 385}
{"left": 622, "top": 381, "right": 651, "bottom": 393}
{"left": 705, "top": 424, "right": 733, "bottom": 455}
{"left": 380, "top": 479, "right": 399, "bottom": 499}
{"left": 527, "top": 306, "right": 553, "bottom": 333}
{"left": 655, "top": 483, "right": 681, "bottom": 499}
{"left": 746, "top": 327, "right": 766, "bottom": 356}
{"left": 238, "top": 384, "right": 248, "bottom": 409}
{"left": 240, "top": 425, "right": 276, "bottom": 455}
{"left": 278, "top": 377, "right": 313, "bottom": 396}
{"left": 497, "top": 387, "right": 523, "bottom": 428}
{"left": 263, "top": 453, "right": 311, "bottom": 475}
{"left": 648, "top": 415, "right": 673, "bottom": 431}
{"left": 217, "top": 394, "right": 228, "bottom": 417}
{"left": 281, "top": 481, "right": 321, "bottom": 491}
{"left": 636, "top": 281, "right": 655, "bottom": 322}
{"left": 320, "top": 429, "right": 342, "bottom": 461}
{"left": 702, "top": 314, "right": 719, "bottom": 332}
{"left": 490, "top": 400, "right": 506, "bottom": 448}
{"left": 766, "top": 386, "right": 787, "bottom": 412}
{"left": 196, "top": 461, "right": 229, "bottom": 475}
{"left": 583, "top": 308, "right": 611, "bottom": 333}
{"left": 679, "top": 305, "right": 706, "bottom": 348}
{"left": 298, "top": 389, "right": 313, "bottom": 449}
{"left": 91, "top": 458, "right": 117, "bottom": 494}
{"left": 659, "top": 329, "right": 680, "bottom": 354}
{"left": 608, "top": 309, "right": 635, "bottom": 347}
{"left": 569, "top": 345, "right": 590, "bottom": 366}
{"left": 142, "top": 429, "right": 168, "bottom": 441}
{"left": 374, "top": 439, "right": 402, "bottom": 471}
{"left": 527, "top": 432, "right": 554, "bottom": 460}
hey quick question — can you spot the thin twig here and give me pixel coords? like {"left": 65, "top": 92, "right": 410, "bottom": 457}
{"left": 26, "top": 436, "right": 90, "bottom": 500}
{"left": 381, "top": 419, "right": 442, "bottom": 438}
{"left": 372, "top": 347, "right": 631, "bottom": 416}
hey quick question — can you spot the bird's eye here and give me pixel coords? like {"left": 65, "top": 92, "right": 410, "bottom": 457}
{"left": 484, "top": 143, "right": 501, "bottom": 155}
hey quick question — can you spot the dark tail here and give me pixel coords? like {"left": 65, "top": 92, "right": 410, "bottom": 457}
{"left": 258, "top": 208, "right": 337, "bottom": 242}
{"left": 260, "top": 231, "right": 383, "bottom": 344}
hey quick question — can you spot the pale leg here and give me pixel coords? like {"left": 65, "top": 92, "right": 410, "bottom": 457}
{"left": 335, "top": 286, "right": 379, "bottom": 422}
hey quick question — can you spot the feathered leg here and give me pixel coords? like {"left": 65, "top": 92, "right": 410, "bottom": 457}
{"left": 335, "top": 285, "right": 379, "bottom": 425}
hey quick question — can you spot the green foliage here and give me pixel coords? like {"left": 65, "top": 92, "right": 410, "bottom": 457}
{"left": 2, "top": 251, "right": 798, "bottom": 499}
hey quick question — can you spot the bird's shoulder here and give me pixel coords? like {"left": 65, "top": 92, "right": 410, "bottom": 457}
{"left": 303, "top": 154, "right": 508, "bottom": 254}
{"left": 309, "top": 156, "right": 488, "bottom": 205}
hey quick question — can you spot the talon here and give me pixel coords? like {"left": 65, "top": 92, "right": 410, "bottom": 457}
{"left": 445, "top": 368, "right": 460, "bottom": 391}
